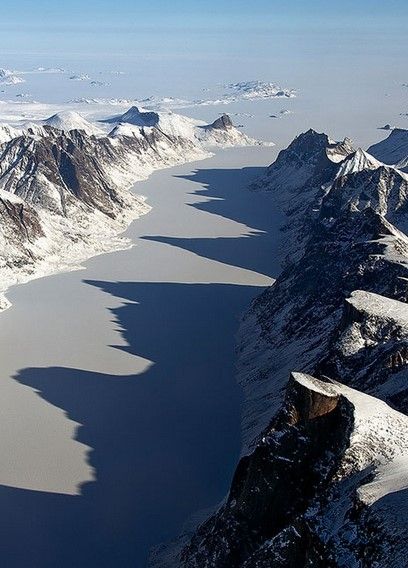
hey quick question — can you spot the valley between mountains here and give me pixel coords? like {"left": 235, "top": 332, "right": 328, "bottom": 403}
{"left": 0, "top": 102, "right": 407, "bottom": 567}
{"left": 0, "top": 106, "right": 275, "bottom": 567}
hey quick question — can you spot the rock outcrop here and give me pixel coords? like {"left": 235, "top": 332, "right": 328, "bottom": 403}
{"left": 206, "top": 114, "right": 234, "bottom": 130}
{"left": 153, "top": 128, "right": 408, "bottom": 567}
{"left": 156, "top": 374, "right": 408, "bottom": 568}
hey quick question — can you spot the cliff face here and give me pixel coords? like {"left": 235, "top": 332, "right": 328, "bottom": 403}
{"left": 237, "top": 205, "right": 408, "bottom": 448}
{"left": 237, "top": 132, "right": 408, "bottom": 447}
{"left": 154, "top": 129, "right": 408, "bottom": 568}
{"left": 318, "top": 290, "right": 408, "bottom": 412}
{"left": 180, "top": 374, "right": 353, "bottom": 568}
{"left": 164, "top": 376, "right": 408, "bottom": 568}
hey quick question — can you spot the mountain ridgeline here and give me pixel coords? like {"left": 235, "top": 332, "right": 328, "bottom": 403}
{"left": 0, "top": 108, "right": 263, "bottom": 309}
{"left": 152, "top": 127, "right": 408, "bottom": 567}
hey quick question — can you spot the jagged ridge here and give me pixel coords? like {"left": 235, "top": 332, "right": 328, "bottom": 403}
{"left": 157, "top": 128, "right": 408, "bottom": 567}
{"left": 0, "top": 107, "right": 266, "bottom": 308}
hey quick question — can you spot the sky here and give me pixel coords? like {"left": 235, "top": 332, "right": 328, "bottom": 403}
{"left": 1, "top": 0, "right": 407, "bottom": 26}
{"left": 0, "top": 0, "right": 407, "bottom": 57}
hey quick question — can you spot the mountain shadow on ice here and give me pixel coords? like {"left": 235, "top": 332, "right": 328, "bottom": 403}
{"left": 3, "top": 281, "right": 265, "bottom": 568}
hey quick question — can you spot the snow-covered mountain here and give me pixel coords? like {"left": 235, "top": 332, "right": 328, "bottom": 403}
{"left": 168, "top": 373, "right": 408, "bottom": 568}
{"left": 0, "top": 68, "right": 25, "bottom": 86}
{"left": 43, "top": 110, "right": 104, "bottom": 135}
{"left": 154, "top": 128, "right": 408, "bottom": 567}
{"left": 239, "top": 130, "right": 408, "bottom": 443}
{"left": 1, "top": 111, "right": 104, "bottom": 139}
{"left": 0, "top": 123, "right": 21, "bottom": 144}
{"left": 0, "top": 114, "right": 94, "bottom": 144}
{"left": 251, "top": 129, "right": 355, "bottom": 262}
{"left": 0, "top": 107, "right": 266, "bottom": 308}
{"left": 368, "top": 128, "right": 408, "bottom": 172}
{"left": 104, "top": 106, "right": 268, "bottom": 148}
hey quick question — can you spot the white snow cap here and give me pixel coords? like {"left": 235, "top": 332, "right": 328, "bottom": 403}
{"left": 44, "top": 111, "right": 103, "bottom": 135}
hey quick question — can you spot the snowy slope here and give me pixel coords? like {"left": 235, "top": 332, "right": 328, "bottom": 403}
{"left": 43, "top": 110, "right": 104, "bottom": 135}
{"left": 0, "top": 123, "right": 21, "bottom": 144}
{"left": 105, "top": 106, "right": 268, "bottom": 148}
{"left": 157, "top": 127, "right": 408, "bottom": 567}
{"left": 0, "top": 106, "right": 266, "bottom": 309}
{"left": 368, "top": 128, "right": 408, "bottom": 169}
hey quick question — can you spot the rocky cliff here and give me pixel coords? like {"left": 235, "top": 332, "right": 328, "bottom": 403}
{"left": 153, "top": 128, "right": 408, "bottom": 567}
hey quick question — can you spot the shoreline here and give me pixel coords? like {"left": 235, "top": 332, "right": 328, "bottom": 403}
{"left": 0, "top": 147, "right": 216, "bottom": 313}
{"left": 0, "top": 145, "right": 277, "bottom": 565}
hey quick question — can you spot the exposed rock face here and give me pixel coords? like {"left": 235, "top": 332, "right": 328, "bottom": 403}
{"left": 237, "top": 134, "right": 408, "bottom": 446}
{"left": 179, "top": 374, "right": 353, "bottom": 568}
{"left": 237, "top": 206, "right": 408, "bottom": 448}
{"left": 104, "top": 105, "right": 160, "bottom": 127}
{"left": 0, "top": 192, "right": 44, "bottom": 282}
{"left": 0, "top": 107, "right": 265, "bottom": 308}
{"left": 207, "top": 114, "right": 234, "bottom": 130}
{"left": 0, "top": 124, "right": 196, "bottom": 216}
{"left": 160, "top": 376, "right": 408, "bottom": 568}
{"left": 154, "top": 129, "right": 408, "bottom": 567}
{"left": 196, "top": 113, "right": 266, "bottom": 147}
{"left": 320, "top": 159, "right": 408, "bottom": 230}
{"left": 318, "top": 290, "right": 408, "bottom": 412}
{"left": 0, "top": 127, "right": 127, "bottom": 215}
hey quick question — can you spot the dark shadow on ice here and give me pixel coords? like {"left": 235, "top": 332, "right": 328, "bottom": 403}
{"left": 142, "top": 166, "right": 283, "bottom": 278}
{"left": 143, "top": 233, "right": 276, "bottom": 278}
{"left": 1, "top": 281, "right": 265, "bottom": 568}
{"left": 178, "top": 167, "right": 270, "bottom": 229}
{"left": 0, "top": 161, "right": 283, "bottom": 566}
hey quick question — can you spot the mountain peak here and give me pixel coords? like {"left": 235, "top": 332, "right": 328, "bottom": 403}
{"left": 117, "top": 106, "right": 160, "bottom": 127}
{"left": 207, "top": 114, "right": 233, "bottom": 130}
{"left": 304, "top": 127, "right": 322, "bottom": 136}
{"left": 44, "top": 111, "right": 101, "bottom": 135}
{"left": 295, "top": 128, "right": 327, "bottom": 142}
{"left": 336, "top": 148, "right": 382, "bottom": 178}
{"left": 254, "top": 129, "right": 353, "bottom": 200}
